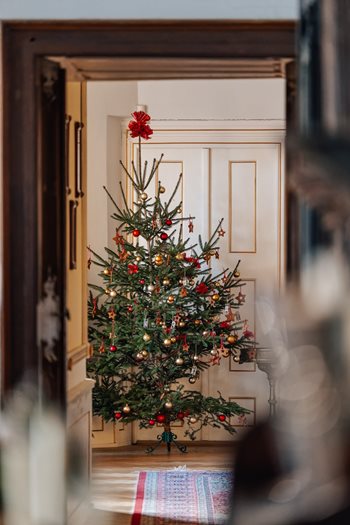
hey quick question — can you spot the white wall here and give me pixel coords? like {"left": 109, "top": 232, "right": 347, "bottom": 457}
{"left": 138, "top": 79, "right": 285, "bottom": 120}
{"left": 0, "top": 0, "right": 298, "bottom": 20}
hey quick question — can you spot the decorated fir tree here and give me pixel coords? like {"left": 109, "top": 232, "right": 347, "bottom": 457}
{"left": 87, "top": 111, "right": 256, "bottom": 452}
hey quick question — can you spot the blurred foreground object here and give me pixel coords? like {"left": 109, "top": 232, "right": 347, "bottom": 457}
{"left": 231, "top": 250, "right": 350, "bottom": 525}
{"left": 0, "top": 381, "right": 89, "bottom": 525}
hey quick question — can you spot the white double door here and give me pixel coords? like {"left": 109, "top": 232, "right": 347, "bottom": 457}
{"left": 127, "top": 124, "right": 285, "bottom": 442}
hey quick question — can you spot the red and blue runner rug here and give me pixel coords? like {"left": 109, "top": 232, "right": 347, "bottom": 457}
{"left": 132, "top": 470, "right": 233, "bottom": 525}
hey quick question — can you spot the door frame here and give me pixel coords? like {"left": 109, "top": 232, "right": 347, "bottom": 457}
{"left": 1, "top": 20, "right": 296, "bottom": 402}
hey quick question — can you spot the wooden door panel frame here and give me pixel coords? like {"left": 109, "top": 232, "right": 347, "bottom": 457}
{"left": 1, "top": 20, "right": 296, "bottom": 401}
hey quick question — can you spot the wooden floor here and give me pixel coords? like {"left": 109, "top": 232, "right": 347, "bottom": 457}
{"left": 88, "top": 442, "right": 235, "bottom": 525}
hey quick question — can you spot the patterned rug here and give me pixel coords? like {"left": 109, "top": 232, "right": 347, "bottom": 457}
{"left": 131, "top": 470, "right": 233, "bottom": 525}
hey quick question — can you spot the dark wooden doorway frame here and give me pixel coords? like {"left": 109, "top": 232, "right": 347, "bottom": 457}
{"left": 1, "top": 20, "right": 296, "bottom": 402}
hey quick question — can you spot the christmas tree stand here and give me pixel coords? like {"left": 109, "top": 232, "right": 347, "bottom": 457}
{"left": 146, "top": 425, "right": 187, "bottom": 454}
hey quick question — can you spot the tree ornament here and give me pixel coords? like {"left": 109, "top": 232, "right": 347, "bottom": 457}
{"left": 139, "top": 279, "right": 145, "bottom": 285}
{"left": 110, "top": 344, "right": 117, "bottom": 352}
{"left": 156, "top": 414, "right": 166, "bottom": 423}
{"left": 143, "top": 333, "right": 151, "bottom": 343}
{"left": 108, "top": 309, "right": 116, "bottom": 320}
{"left": 133, "top": 229, "right": 141, "bottom": 237}
{"left": 234, "top": 270, "right": 240, "bottom": 278}
{"left": 159, "top": 186, "right": 166, "bottom": 194}
{"left": 141, "top": 350, "right": 149, "bottom": 358}
{"left": 114, "top": 411, "right": 122, "bottom": 420}
{"left": 136, "top": 352, "right": 144, "bottom": 361}
{"left": 233, "top": 355, "right": 240, "bottom": 362}
{"left": 140, "top": 192, "right": 148, "bottom": 201}
{"left": 135, "top": 256, "right": 142, "bottom": 262}
{"left": 163, "top": 338, "right": 171, "bottom": 347}
{"left": 127, "top": 305, "right": 133, "bottom": 313}
{"left": 176, "top": 356, "right": 184, "bottom": 365}
{"left": 189, "top": 416, "right": 198, "bottom": 424}
{"left": 188, "top": 217, "right": 194, "bottom": 233}
{"left": 210, "top": 348, "right": 218, "bottom": 356}
{"left": 175, "top": 253, "right": 184, "bottom": 261}
{"left": 227, "top": 335, "right": 238, "bottom": 344}
{"left": 212, "top": 293, "right": 220, "bottom": 302}
{"left": 162, "top": 277, "right": 170, "bottom": 286}
{"left": 147, "top": 284, "right": 155, "bottom": 293}
{"left": 193, "top": 355, "right": 199, "bottom": 362}
{"left": 170, "top": 336, "right": 177, "bottom": 344}
{"left": 179, "top": 321, "right": 186, "bottom": 328}
{"left": 218, "top": 414, "right": 226, "bottom": 422}
{"left": 149, "top": 419, "right": 156, "bottom": 425}
{"left": 189, "top": 377, "right": 197, "bottom": 384}
{"left": 160, "top": 232, "right": 168, "bottom": 241}
{"left": 103, "top": 268, "right": 110, "bottom": 275}
{"left": 164, "top": 400, "right": 173, "bottom": 409}
{"left": 194, "top": 319, "right": 202, "bottom": 326}
{"left": 178, "top": 206, "right": 182, "bottom": 213}
{"left": 167, "top": 295, "right": 175, "bottom": 304}
{"left": 128, "top": 111, "right": 153, "bottom": 140}
{"left": 154, "top": 254, "right": 164, "bottom": 266}
{"left": 196, "top": 283, "right": 209, "bottom": 295}
{"left": 165, "top": 218, "right": 172, "bottom": 226}
{"left": 109, "top": 290, "right": 117, "bottom": 298}
{"left": 177, "top": 411, "right": 185, "bottom": 420}
{"left": 218, "top": 227, "right": 226, "bottom": 237}
{"left": 105, "top": 288, "right": 111, "bottom": 295}
{"left": 122, "top": 404, "right": 131, "bottom": 414}
{"left": 202, "top": 330, "right": 210, "bottom": 337}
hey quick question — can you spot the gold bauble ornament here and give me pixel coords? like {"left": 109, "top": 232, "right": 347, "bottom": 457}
{"left": 210, "top": 348, "right": 218, "bottom": 356}
{"left": 141, "top": 350, "right": 149, "bottom": 358}
{"left": 234, "top": 270, "right": 240, "bottom": 278}
{"left": 167, "top": 295, "right": 175, "bottom": 304}
{"left": 163, "top": 338, "right": 171, "bottom": 347}
{"left": 140, "top": 192, "right": 148, "bottom": 201}
{"left": 154, "top": 254, "right": 164, "bottom": 266}
{"left": 175, "top": 253, "right": 184, "bottom": 261}
{"left": 103, "top": 268, "right": 110, "bottom": 275}
{"left": 147, "top": 284, "right": 155, "bottom": 293}
{"left": 122, "top": 404, "right": 131, "bottom": 414}
{"left": 105, "top": 288, "right": 110, "bottom": 294}
{"left": 189, "top": 279, "right": 195, "bottom": 286}
{"left": 189, "top": 416, "right": 198, "bottom": 424}
{"left": 135, "top": 256, "right": 142, "bottom": 262}
{"left": 193, "top": 355, "right": 199, "bottom": 362}
{"left": 176, "top": 356, "right": 184, "bottom": 365}
{"left": 212, "top": 293, "right": 220, "bottom": 302}
{"left": 227, "top": 335, "right": 237, "bottom": 344}
{"left": 143, "top": 333, "right": 151, "bottom": 343}
{"left": 164, "top": 400, "right": 173, "bottom": 409}
{"left": 109, "top": 290, "right": 117, "bottom": 298}
{"left": 170, "top": 336, "right": 177, "bottom": 344}
{"left": 178, "top": 206, "right": 182, "bottom": 213}
{"left": 159, "top": 186, "right": 166, "bottom": 194}
{"left": 194, "top": 319, "right": 202, "bottom": 326}
{"left": 189, "top": 377, "right": 196, "bottom": 384}
{"left": 202, "top": 330, "right": 209, "bottom": 337}
{"left": 163, "top": 278, "right": 170, "bottom": 286}
{"left": 136, "top": 352, "right": 144, "bottom": 361}
{"left": 179, "top": 321, "right": 186, "bottom": 328}
{"left": 234, "top": 356, "right": 240, "bottom": 362}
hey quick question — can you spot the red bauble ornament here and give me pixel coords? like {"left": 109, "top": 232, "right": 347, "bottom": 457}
{"left": 165, "top": 219, "right": 172, "bottom": 226}
{"left": 127, "top": 305, "right": 133, "bottom": 313}
{"left": 149, "top": 419, "right": 156, "bottom": 426}
{"left": 139, "top": 279, "right": 145, "bottom": 285}
{"left": 156, "top": 414, "right": 166, "bottom": 423}
{"left": 160, "top": 232, "right": 168, "bottom": 241}
{"left": 114, "top": 411, "right": 122, "bottom": 419}
{"left": 218, "top": 414, "right": 226, "bottom": 422}
{"left": 110, "top": 345, "right": 117, "bottom": 352}
{"left": 177, "top": 411, "right": 185, "bottom": 420}
{"left": 133, "top": 229, "right": 141, "bottom": 237}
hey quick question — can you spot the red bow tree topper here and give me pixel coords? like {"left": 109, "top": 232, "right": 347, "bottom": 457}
{"left": 128, "top": 111, "right": 153, "bottom": 140}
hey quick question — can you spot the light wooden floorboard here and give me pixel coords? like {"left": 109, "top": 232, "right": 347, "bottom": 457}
{"left": 88, "top": 443, "right": 235, "bottom": 525}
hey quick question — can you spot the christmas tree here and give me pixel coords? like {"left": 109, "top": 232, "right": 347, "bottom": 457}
{"left": 87, "top": 111, "right": 256, "bottom": 452}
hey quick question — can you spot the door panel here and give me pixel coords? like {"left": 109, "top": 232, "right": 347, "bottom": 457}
{"left": 126, "top": 126, "right": 284, "bottom": 442}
